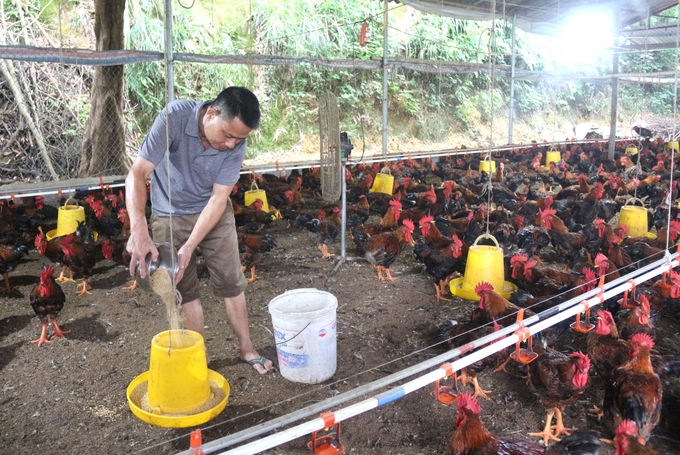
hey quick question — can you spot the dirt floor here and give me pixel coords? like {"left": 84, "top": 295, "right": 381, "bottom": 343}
{"left": 1, "top": 195, "right": 680, "bottom": 455}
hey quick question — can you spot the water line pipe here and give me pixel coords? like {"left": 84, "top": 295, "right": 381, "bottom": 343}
{"left": 0, "top": 137, "right": 636, "bottom": 200}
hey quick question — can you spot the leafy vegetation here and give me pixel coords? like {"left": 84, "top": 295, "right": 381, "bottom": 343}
{"left": 13, "top": 0, "right": 680, "bottom": 165}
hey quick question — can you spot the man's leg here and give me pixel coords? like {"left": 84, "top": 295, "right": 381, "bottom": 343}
{"left": 225, "top": 292, "right": 273, "bottom": 375}
{"left": 180, "top": 299, "right": 204, "bottom": 335}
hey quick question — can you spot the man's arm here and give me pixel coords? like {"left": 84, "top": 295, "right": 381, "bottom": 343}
{"left": 125, "top": 156, "right": 158, "bottom": 278}
{"left": 173, "top": 182, "right": 234, "bottom": 284}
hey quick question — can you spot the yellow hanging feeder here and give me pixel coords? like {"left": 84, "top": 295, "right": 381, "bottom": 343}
{"left": 449, "top": 234, "right": 517, "bottom": 301}
{"left": 244, "top": 181, "right": 270, "bottom": 212}
{"left": 370, "top": 170, "right": 394, "bottom": 195}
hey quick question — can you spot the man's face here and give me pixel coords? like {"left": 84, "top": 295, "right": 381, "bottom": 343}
{"left": 201, "top": 107, "right": 252, "bottom": 151}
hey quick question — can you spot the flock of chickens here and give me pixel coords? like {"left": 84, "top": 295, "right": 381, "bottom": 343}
{"left": 1, "top": 136, "right": 680, "bottom": 453}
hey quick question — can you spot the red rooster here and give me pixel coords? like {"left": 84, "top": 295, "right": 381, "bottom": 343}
{"left": 603, "top": 333, "right": 662, "bottom": 444}
{"left": 450, "top": 392, "right": 602, "bottom": 455}
{"left": 30, "top": 266, "right": 67, "bottom": 347}
{"left": 612, "top": 420, "right": 658, "bottom": 455}
{"left": 527, "top": 341, "right": 591, "bottom": 446}
{"left": 354, "top": 219, "right": 415, "bottom": 281}
{"left": 0, "top": 243, "right": 29, "bottom": 291}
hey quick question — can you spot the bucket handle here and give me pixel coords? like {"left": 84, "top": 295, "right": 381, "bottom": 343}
{"left": 472, "top": 233, "right": 500, "bottom": 248}
{"left": 62, "top": 197, "right": 79, "bottom": 208}
{"left": 275, "top": 321, "right": 312, "bottom": 346}
{"left": 482, "top": 155, "right": 493, "bottom": 162}
{"left": 249, "top": 181, "right": 260, "bottom": 192}
{"left": 624, "top": 197, "right": 647, "bottom": 208}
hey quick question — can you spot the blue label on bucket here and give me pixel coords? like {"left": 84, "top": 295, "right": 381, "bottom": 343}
{"left": 277, "top": 350, "right": 309, "bottom": 369}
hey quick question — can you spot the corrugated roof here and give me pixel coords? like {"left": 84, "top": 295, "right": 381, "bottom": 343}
{"left": 400, "top": 0, "right": 678, "bottom": 36}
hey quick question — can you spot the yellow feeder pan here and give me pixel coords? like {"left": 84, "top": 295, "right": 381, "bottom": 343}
{"left": 668, "top": 141, "right": 679, "bottom": 153}
{"left": 479, "top": 158, "right": 496, "bottom": 174}
{"left": 127, "top": 330, "right": 230, "bottom": 428}
{"left": 618, "top": 198, "right": 649, "bottom": 238}
{"left": 370, "top": 172, "right": 394, "bottom": 195}
{"left": 244, "top": 181, "right": 270, "bottom": 212}
{"left": 625, "top": 146, "right": 638, "bottom": 155}
{"left": 46, "top": 229, "right": 98, "bottom": 242}
{"left": 449, "top": 234, "right": 518, "bottom": 301}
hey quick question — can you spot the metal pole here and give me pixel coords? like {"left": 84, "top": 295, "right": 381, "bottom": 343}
{"left": 508, "top": 15, "right": 516, "bottom": 144}
{"left": 340, "top": 159, "right": 347, "bottom": 258}
{"left": 164, "top": 0, "right": 174, "bottom": 102}
{"left": 608, "top": 7, "right": 620, "bottom": 159}
{"left": 381, "top": 0, "right": 389, "bottom": 156}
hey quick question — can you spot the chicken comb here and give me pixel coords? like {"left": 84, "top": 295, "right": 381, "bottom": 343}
{"left": 616, "top": 419, "right": 638, "bottom": 437}
{"left": 456, "top": 392, "right": 480, "bottom": 414}
{"left": 510, "top": 253, "right": 528, "bottom": 266}
{"left": 540, "top": 207, "right": 556, "bottom": 218}
{"left": 594, "top": 218, "right": 605, "bottom": 227}
{"left": 41, "top": 266, "right": 55, "bottom": 278}
{"left": 569, "top": 350, "right": 590, "bottom": 367}
{"left": 631, "top": 333, "right": 655, "bottom": 350}
{"left": 389, "top": 198, "right": 402, "bottom": 208}
{"left": 582, "top": 267, "right": 596, "bottom": 281}
{"left": 418, "top": 215, "right": 434, "bottom": 226}
{"left": 596, "top": 309, "right": 615, "bottom": 325}
{"left": 34, "top": 232, "right": 45, "bottom": 247}
{"left": 639, "top": 294, "right": 650, "bottom": 312}
{"left": 474, "top": 281, "right": 494, "bottom": 294}
{"left": 402, "top": 218, "right": 415, "bottom": 231}
{"left": 594, "top": 253, "right": 608, "bottom": 266}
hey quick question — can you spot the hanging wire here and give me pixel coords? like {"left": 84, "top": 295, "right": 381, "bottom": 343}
{"left": 484, "top": 0, "right": 498, "bottom": 235}
{"left": 664, "top": 1, "right": 680, "bottom": 250}
{"left": 176, "top": 0, "right": 196, "bottom": 10}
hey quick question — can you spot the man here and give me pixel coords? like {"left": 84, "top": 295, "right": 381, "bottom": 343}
{"left": 125, "top": 86, "right": 273, "bottom": 374}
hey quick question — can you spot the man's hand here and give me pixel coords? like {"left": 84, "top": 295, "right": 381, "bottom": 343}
{"left": 174, "top": 244, "right": 194, "bottom": 284}
{"left": 126, "top": 230, "right": 158, "bottom": 279}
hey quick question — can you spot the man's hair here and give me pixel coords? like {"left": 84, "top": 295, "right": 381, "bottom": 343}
{"left": 211, "top": 86, "right": 261, "bottom": 129}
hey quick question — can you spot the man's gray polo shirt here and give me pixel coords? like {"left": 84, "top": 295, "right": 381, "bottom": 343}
{"left": 138, "top": 99, "right": 247, "bottom": 216}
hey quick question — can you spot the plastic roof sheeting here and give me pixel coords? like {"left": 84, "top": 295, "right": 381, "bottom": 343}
{"left": 399, "top": 0, "right": 679, "bottom": 35}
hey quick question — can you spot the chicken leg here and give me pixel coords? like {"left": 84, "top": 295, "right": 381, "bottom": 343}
{"left": 2, "top": 272, "right": 10, "bottom": 291}
{"left": 49, "top": 316, "right": 70, "bottom": 339}
{"left": 246, "top": 266, "right": 259, "bottom": 283}
{"left": 318, "top": 244, "right": 334, "bottom": 259}
{"left": 529, "top": 407, "right": 560, "bottom": 446}
{"left": 550, "top": 407, "right": 572, "bottom": 439}
{"left": 122, "top": 280, "right": 139, "bottom": 291}
{"left": 30, "top": 321, "right": 51, "bottom": 347}
{"left": 76, "top": 278, "right": 91, "bottom": 296}
{"left": 56, "top": 267, "right": 76, "bottom": 283}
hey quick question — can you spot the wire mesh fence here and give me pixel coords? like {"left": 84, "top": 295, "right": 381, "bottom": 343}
{"left": 0, "top": 57, "right": 141, "bottom": 185}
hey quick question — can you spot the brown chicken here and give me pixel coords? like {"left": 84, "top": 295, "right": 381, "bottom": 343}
{"left": 30, "top": 266, "right": 67, "bottom": 347}
{"left": 603, "top": 333, "right": 662, "bottom": 444}
{"left": 59, "top": 225, "right": 100, "bottom": 296}
{"left": 450, "top": 392, "right": 601, "bottom": 455}
{"left": 473, "top": 281, "right": 536, "bottom": 328}
{"left": 353, "top": 219, "right": 414, "bottom": 281}
{"left": 587, "top": 309, "right": 630, "bottom": 382}
{"left": 612, "top": 420, "right": 658, "bottom": 455}
{"left": 616, "top": 294, "right": 654, "bottom": 341}
{"left": 303, "top": 213, "right": 340, "bottom": 259}
{"left": 0, "top": 244, "right": 29, "bottom": 291}
{"left": 237, "top": 232, "right": 277, "bottom": 282}
{"left": 527, "top": 340, "right": 591, "bottom": 446}
{"left": 35, "top": 228, "right": 71, "bottom": 282}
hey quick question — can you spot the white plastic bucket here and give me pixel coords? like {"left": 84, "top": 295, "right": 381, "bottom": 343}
{"left": 268, "top": 288, "right": 338, "bottom": 384}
